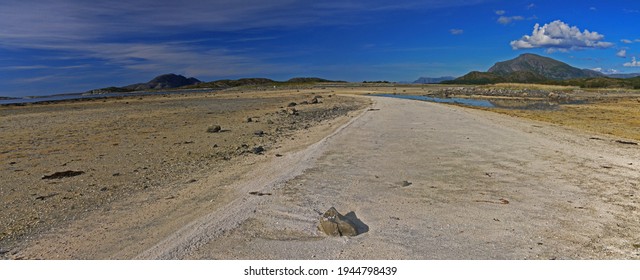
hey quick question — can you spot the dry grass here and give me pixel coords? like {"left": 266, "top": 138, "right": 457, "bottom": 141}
{"left": 486, "top": 97, "right": 640, "bottom": 141}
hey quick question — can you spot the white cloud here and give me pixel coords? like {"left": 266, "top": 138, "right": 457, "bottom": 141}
{"left": 589, "top": 7, "right": 597, "bottom": 11}
{"left": 527, "top": 3, "right": 535, "bottom": 9}
{"left": 592, "top": 68, "right": 620, "bottom": 74}
{"left": 624, "top": 57, "right": 640, "bottom": 67}
{"left": 510, "top": 20, "right": 613, "bottom": 51}
{"left": 498, "top": 15, "right": 525, "bottom": 25}
{"left": 495, "top": 10, "right": 506, "bottom": 15}
{"left": 621, "top": 39, "right": 633, "bottom": 44}
{"left": 617, "top": 49, "right": 627, "bottom": 58}
{"left": 449, "top": 29, "right": 464, "bottom": 35}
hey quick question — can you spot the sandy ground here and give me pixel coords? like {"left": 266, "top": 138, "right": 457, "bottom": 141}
{"left": 0, "top": 88, "right": 367, "bottom": 259}
{"left": 3, "top": 89, "right": 640, "bottom": 259}
{"left": 181, "top": 96, "right": 640, "bottom": 260}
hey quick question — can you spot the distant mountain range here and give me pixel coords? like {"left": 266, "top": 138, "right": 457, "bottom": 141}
{"left": 413, "top": 76, "right": 457, "bottom": 84}
{"left": 607, "top": 73, "right": 640, "bottom": 79}
{"left": 88, "top": 75, "right": 342, "bottom": 93}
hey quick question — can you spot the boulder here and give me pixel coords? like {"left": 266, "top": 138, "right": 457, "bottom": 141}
{"left": 318, "top": 207, "right": 358, "bottom": 237}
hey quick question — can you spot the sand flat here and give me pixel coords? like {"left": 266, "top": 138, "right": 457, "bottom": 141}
{"left": 4, "top": 92, "right": 640, "bottom": 259}
{"left": 181, "top": 96, "right": 640, "bottom": 259}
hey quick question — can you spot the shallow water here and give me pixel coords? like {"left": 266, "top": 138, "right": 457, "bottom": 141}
{"left": 0, "top": 88, "right": 214, "bottom": 105}
{"left": 376, "top": 94, "right": 586, "bottom": 110}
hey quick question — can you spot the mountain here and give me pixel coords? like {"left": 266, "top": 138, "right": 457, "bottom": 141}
{"left": 88, "top": 74, "right": 202, "bottom": 93}
{"left": 122, "top": 74, "right": 201, "bottom": 91}
{"left": 448, "top": 53, "right": 605, "bottom": 85}
{"left": 186, "top": 78, "right": 276, "bottom": 89}
{"left": 487, "top": 53, "right": 604, "bottom": 80}
{"left": 286, "top": 77, "right": 335, "bottom": 83}
{"left": 413, "top": 76, "right": 457, "bottom": 84}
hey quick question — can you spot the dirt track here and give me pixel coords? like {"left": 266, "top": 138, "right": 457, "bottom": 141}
{"left": 177, "top": 96, "right": 640, "bottom": 259}
{"left": 6, "top": 95, "right": 640, "bottom": 259}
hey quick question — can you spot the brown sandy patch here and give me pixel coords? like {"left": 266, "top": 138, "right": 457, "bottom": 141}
{"left": 0, "top": 88, "right": 368, "bottom": 259}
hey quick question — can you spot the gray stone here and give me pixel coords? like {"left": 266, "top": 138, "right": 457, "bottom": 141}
{"left": 207, "top": 125, "right": 221, "bottom": 133}
{"left": 318, "top": 207, "right": 358, "bottom": 237}
{"left": 252, "top": 146, "right": 265, "bottom": 154}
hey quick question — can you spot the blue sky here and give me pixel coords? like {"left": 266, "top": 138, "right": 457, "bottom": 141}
{"left": 1, "top": 0, "right": 639, "bottom": 97}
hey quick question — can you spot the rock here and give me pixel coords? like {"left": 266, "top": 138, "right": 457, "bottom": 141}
{"left": 310, "top": 97, "right": 319, "bottom": 104}
{"left": 35, "top": 193, "right": 58, "bottom": 200}
{"left": 399, "top": 180, "right": 412, "bottom": 187}
{"left": 249, "top": 191, "right": 271, "bottom": 196}
{"left": 42, "top": 170, "right": 84, "bottom": 180}
{"left": 206, "top": 125, "right": 221, "bottom": 133}
{"left": 287, "top": 108, "right": 298, "bottom": 115}
{"left": 254, "top": 130, "right": 264, "bottom": 137}
{"left": 287, "top": 102, "right": 297, "bottom": 107}
{"left": 252, "top": 146, "right": 265, "bottom": 154}
{"left": 246, "top": 117, "right": 253, "bottom": 123}
{"left": 318, "top": 207, "right": 358, "bottom": 237}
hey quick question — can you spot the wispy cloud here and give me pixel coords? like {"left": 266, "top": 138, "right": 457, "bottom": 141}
{"left": 616, "top": 49, "right": 627, "bottom": 58}
{"left": 620, "top": 39, "right": 640, "bottom": 44}
{"left": 495, "top": 9, "right": 527, "bottom": 25}
{"left": 449, "top": 29, "right": 464, "bottom": 35}
{"left": 0, "top": 0, "right": 497, "bottom": 85}
{"left": 3, "top": 64, "right": 91, "bottom": 71}
{"left": 526, "top": 3, "right": 536, "bottom": 9}
{"left": 510, "top": 20, "right": 613, "bottom": 52}
{"left": 498, "top": 16, "right": 525, "bottom": 25}
{"left": 0, "top": 0, "right": 496, "bottom": 49}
